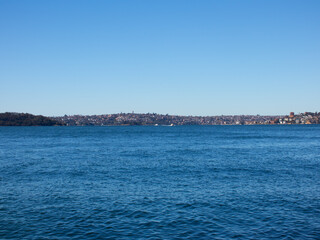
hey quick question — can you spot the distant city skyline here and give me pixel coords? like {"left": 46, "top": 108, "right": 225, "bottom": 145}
{"left": 1, "top": 1, "right": 319, "bottom": 116}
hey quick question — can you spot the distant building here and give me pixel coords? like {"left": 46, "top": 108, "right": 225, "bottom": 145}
{"left": 289, "top": 112, "right": 294, "bottom": 118}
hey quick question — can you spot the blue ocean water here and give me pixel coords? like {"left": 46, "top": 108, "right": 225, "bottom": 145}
{"left": 0, "top": 125, "right": 319, "bottom": 239}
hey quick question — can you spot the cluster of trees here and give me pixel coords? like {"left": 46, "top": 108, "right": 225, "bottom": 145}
{"left": 0, "top": 112, "right": 64, "bottom": 126}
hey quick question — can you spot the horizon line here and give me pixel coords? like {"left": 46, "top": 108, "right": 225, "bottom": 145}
{"left": 2, "top": 111, "right": 315, "bottom": 118}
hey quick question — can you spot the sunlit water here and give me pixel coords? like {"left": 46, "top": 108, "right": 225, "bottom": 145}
{"left": 0, "top": 125, "right": 319, "bottom": 239}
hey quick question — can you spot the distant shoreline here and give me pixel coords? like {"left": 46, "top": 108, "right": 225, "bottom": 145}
{"left": 1, "top": 112, "right": 319, "bottom": 126}
{"left": 52, "top": 111, "right": 319, "bottom": 126}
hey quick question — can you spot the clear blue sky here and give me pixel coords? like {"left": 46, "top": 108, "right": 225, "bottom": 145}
{"left": 1, "top": 0, "right": 319, "bottom": 116}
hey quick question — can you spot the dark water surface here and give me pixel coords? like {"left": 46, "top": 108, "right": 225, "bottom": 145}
{"left": 0, "top": 125, "right": 319, "bottom": 239}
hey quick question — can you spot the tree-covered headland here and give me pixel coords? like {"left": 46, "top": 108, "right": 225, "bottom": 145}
{"left": 0, "top": 112, "right": 64, "bottom": 126}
